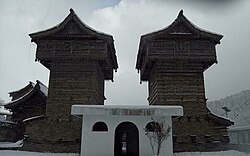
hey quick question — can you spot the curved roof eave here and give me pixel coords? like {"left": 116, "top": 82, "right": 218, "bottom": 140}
{"left": 207, "top": 108, "right": 234, "bottom": 126}
{"left": 140, "top": 10, "right": 223, "bottom": 44}
{"left": 8, "top": 81, "right": 35, "bottom": 95}
{"left": 29, "top": 8, "right": 114, "bottom": 43}
{"left": 5, "top": 82, "right": 47, "bottom": 108}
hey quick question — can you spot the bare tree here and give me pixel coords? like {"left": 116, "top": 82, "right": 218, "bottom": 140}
{"left": 144, "top": 117, "right": 171, "bottom": 155}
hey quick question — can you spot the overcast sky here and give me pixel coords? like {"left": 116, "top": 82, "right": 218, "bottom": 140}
{"left": 0, "top": 0, "right": 249, "bottom": 105}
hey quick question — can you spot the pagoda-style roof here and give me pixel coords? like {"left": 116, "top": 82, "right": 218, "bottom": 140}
{"left": 9, "top": 82, "right": 35, "bottom": 101}
{"left": 5, "top": 80, "right": 48, "bottom": 109}
{"left": 0, "top": 108, "right": 12, "bottom": 116}
{"left": 30, "top": 9, "right": 115, "bottom": 43}
{"left": 29, "top": 9, "right": 118, "bottom": 78}
{"left": 139, "top": 10, "right": 223, "bottom": 44}
{"left": 136, "top": 10, "right": 223, "bottom": 81}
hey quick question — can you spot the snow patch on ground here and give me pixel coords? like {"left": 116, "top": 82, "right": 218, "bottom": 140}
{"left": 0, "top": 140, "right": 23, "bottom": 148}
{"left": 175, "top": 150, "right": 250, "bottom": 156}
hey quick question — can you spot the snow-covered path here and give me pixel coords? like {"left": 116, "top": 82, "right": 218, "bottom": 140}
{"left": 0, "top": 150, "right": 249, "bottom": 156}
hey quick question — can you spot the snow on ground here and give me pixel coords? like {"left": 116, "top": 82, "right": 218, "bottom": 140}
{"left": 175, "top": 150, "right": 250, "bottom": 156}
{"left": 0, "top": 140, "right": 23, "bottom": 148}
{"left": 0, "top": 150, "right": 79, "bottom": 156}
{"left": 0, "top": 150, "right": 249, "bottom": 156}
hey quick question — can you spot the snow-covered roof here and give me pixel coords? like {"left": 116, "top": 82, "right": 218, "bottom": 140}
{"left": 140, "top": 10, "right": 223, "bottom": 44}
{"left": 0, "top": 108, "right": 12, "bottom": 115}
{"left": 29, "top": 8, "right": 114, "bottom": 42}
{"left": 22, "top": 115, "right": 45, "bottom": 122}
{"left": 4, "top": 80, "right": 48, "bottom": 108}
{"left": 8, "top": 81, "right": 35, "bottom": 95}
{"left": 71, "top": 105, "right": 183, "bottom": 116}
{"left": 0, "top": 119, "right": 16, "bottom": 124}
{"left": 6, "top": 89, "right": 34, "bottom": 106}
{"left": 207, "top": 108, "right": 234, "bottom": 126}
{"left": 228, "top": 125, "right": 250, "bottom": 131}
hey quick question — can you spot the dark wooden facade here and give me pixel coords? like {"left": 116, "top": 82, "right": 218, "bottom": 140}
{"left": 136, "top": 10, "right": 233, "bottom": 152}
{"left": 3, "top": 80, "right": 47, "bottom": 143}
{"left": 0, "top": 120, "right": 18, "bottom": 142}
{"left": 28, "top": 9, "right": 118, "bottom": 152}
{"left": 5, "top": 81, "right": 47, "bottom": 122}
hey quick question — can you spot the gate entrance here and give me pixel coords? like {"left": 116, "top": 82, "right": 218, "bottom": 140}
{"left": 114, "top": 122, "right": 139, "bottom": 156}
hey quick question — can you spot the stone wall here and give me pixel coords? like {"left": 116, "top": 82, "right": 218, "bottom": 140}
{"left": 45, "top": 59, "right": 104, "bottom": 136}
{"left": 173, "top": 117, "right": 229, "bottom": 152}
{"left": 46, "top": 60, "right": 104, "bottom": 118}
{"left": 148, "top": 61, "right": 229, "bottom": 151}
{"left": 22, "top": 118, "right": 81, "bottom": 153}
{"left": 0, "top": 126, "right": 18, "bottom": 142}
{"left": 31, "top": 59, "right": 105, "bottom": 152}
{"left": 149, "top": 61, "right": 207, "bottom": 113}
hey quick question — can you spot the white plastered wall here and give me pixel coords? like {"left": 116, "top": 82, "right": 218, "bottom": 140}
{"left": 81, "top": 115, "right": 173, "bottom": 156}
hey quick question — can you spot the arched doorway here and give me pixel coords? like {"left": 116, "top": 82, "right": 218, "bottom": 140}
{"left": 114, "top": 122, "right": 139, "bottom": 156}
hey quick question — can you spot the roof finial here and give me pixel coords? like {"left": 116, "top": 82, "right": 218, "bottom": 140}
{"left": 69, "top": 8, "right": 74, "bottom": 13}
{"left": 178, "top": 9, "right": 184, "bottom": 17}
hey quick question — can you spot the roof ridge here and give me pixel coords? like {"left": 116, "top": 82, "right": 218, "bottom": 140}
{"left": 140, "top": 10, "right": 223, "bottom": 41}
{"left": 8, "top": 81, "right": 35, "bottom": 95}
{"left": 29, "top": 8, "right": 114, "bottom": 41}
{"left": 5, "top": 80, "right": 48, "bottom": 107}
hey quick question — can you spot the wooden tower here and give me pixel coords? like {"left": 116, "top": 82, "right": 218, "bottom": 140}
{"left": 136, "top": 10, "right": 233, "bottom": 151}
{"left": 29, "top": 9, "right": 118, "bottom": 152}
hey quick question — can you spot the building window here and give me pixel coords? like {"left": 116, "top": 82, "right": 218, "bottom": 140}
{"left": 92, "top": 121, "right": 108, "bottom": 132}
{"left": 145, "top": 122, "right": 161, "bottom": 132}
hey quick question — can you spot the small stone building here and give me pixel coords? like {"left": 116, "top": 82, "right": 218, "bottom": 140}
{"left": 136, "top": 10, "right": 233, "bottom": 152}
{"left": 71, "top": 105, "right": 183, "bottom": 156}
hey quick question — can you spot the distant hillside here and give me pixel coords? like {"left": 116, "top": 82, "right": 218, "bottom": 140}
{"left": 207, "top": 90, "right": 250, "bottom": 127}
